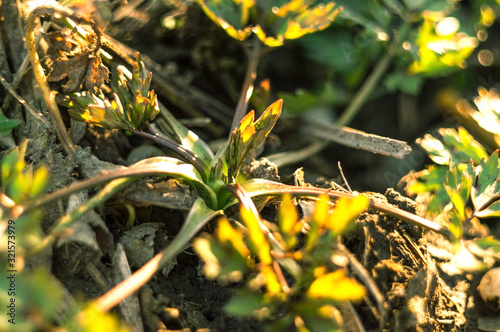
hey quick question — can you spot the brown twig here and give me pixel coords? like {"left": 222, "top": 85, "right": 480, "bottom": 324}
{"left": 25, "top": 5, "right": 102, "bottom": 159}
{"left": 0, "top": 73, "right": 50, "bottom": 127}
{"left": 230, "top": 37, "right": 264, "bottom": 134}
{"left": 238, "top": 179, "right": 456, "bottom": 241}
{"left": 337, "top": 242, "right": 386, "bottom": 329}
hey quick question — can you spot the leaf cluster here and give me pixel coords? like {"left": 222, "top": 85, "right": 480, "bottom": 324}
{"left": 279, "top": 0, "right": 495, "bottom": 114}
{"left": 196, "top": 0, "right": 342, "bottom": 47}
{"left": 0, "top": 146, "right": 129, "bottom": 331}
{"left": 58, "top": 54, "right": 160, "bottom": 130}
{"left": 194, "top": 194, "right": 368, "bottom": 330}
{"left": 0, "top": 145, "right": 48, "bottom": 206}
{"left": 405, "top": 124, "right": 500, "bottom": 269}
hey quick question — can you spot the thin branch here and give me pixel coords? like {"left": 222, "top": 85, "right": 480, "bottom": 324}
{"left": 0, "top": 73, "right": 50, "bottom": 127}
{"left": 336, "top": 52, "right": 393, "bottom": 126}
{"left": 230, "top": 37, "right": 264, "bottom": 134}
{"left": 28, "top": 177, "right": 134, "bottom": 255}
{"left": 337, "top": 242, "right": 386, "bottom": 329}
{"left": 25, "top": 5, "right": 103, "bottom": 159}
{"left": 237, "top": 180, "right": 455, "bottom": 241}
{"left": 92, "top": 201, "right": 222, "bottom": 312}
{"left": 26, "top": 6, "right": 76, "bottom": 158}
{"left": 18, "top": 164, "right": 191, "bottom": 216}
{"left": 131, "top": 126, "right": 208, "bottom": 181}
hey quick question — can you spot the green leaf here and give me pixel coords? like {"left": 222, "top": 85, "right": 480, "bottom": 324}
{"left": 131, "top": 157, "right": 218, "bottom": 208}
{"left": 278, "top": 194, "right": 300, "bottom": 248}
{"left": 407, "top": 166, "right": 449, "bottom": 216}
{"left": 472, "top": 151, "right": 500, "bottom": 217}
{"left": 1, "top": 146, "right": 26, "bottom": 189}
{"left": 469, "top": 236, "right": 500, "bottom": 257}
{"left": 306, "top": 269, "right": 365, "bottom": 302}
{"left": 335, "top": 0, "right": 388, "bottom": 36}
{"left": 327, "top": 195, "right": 369, "bottom": 237}
{"left": 195, "top": 0, "right": 254, "bottom": 41}
{"left": 417, "top": 127, "right": 488, "bottom": 166}
{"left": 444, "top": 185, "right": 466, "bottom": 221}
{"left": 255, "top": 2, "right": 342, "bottom": 47}
{"left": 384, "top": 71, "right": 423, "bottom": 95}
{"left": 225, "top": 289, "right": 266, "bottom": 317}
{"left": 305, "top": 194, "right": 330, "bottom": 251}
{"left": 0, "top": 114, "right": 20, "bottom": 136}
{"left": 475, "top": 200, "right": 500, "bottom": 218}
{"left": 8, "top": 165, "right": 31, "bottom": 202}
{"left": 29, "top": 166, "right": 49, "bottom": 199}
{"left": 0, "top": 269, "right": 63, "bottom": 330}
{"left": 155, "top": 108, "right": 214, "bottom": 165}
{"left": 193, "top": 217, "right": 250, "bottom": 281}
{"left": 216, "top": 99, "right": 282, "bottom": 183}
{"left": 443, "top": 162, "right": 474, "bottom": 221}
{"left": 196, "top": 0, "right": 341, "bottom": 46}
{"left": 446, "top": 206, "right": 463, "bottom": 240}
{"left": 409, "top": 17, "right": 476, "bottom": 77}
{"left": 239, "top": 196, "right": 272, "bottom": 265}
{"left": 465, "top": 87, "right": 500, "bottom": 148}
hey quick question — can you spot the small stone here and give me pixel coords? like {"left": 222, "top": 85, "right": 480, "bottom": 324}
{"left": 478, "top": 267, "right": 500, "bottom": 311}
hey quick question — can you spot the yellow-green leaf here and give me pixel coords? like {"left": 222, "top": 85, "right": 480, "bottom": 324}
{"left": 261, "top": 264, "right": 282, "bottom": 295}
{"left": 306, "top": 270, "right": 365, "bottom": 302}
{"left": 282, "top": 2, "right": 341, "bottom": 40}
{"left": 240, "top": 202, "right": 272, "bottom": 265}
{"left": 313, "top": 194, "right": 330, "bottom": 227}
{"left": 29, "top": 166, "right": 49, "bottom": 199}
{"left": 217, "top": 217, "right": 251, "bottom": 259}
{"left": 327, "top": 195, "right": 369, "bottom": 237}
{"left": 279, "top": 194, "right": 299, "bottom": 235}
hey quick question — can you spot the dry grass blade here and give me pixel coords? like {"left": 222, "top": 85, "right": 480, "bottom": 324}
{"left": 300, "top": 118, "right": 412, "bottom": 159}
{"left": 0, "top": 73, "right": 50, "bottom": 127}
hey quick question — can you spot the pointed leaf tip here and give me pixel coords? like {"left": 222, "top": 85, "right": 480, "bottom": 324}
{"left": 268, "top": 99, "right": 283, "bottom": 116}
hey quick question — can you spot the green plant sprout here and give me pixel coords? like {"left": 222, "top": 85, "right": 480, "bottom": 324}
{"left": 2, "top": 2, "right": 472, "bottom": 327}
{"left": 0, "top": 114, "right": 20, "bottom": 137}
{"left": 3, "top": 52, "right": 451, "bottom": 320}
{"left": 0, "top": 146, "right": 129, "bottom": 331}
{"left": 57, "top": 89, "right": 450, "bottom": 316}
{"left": 404, "top": 118, "right": 500, "bottom": 270}
{"left": 273, "top": 0, "right": 493, "bottom": 168}
{"left": 194, "top": 191, "right": 367, "bottom": 330}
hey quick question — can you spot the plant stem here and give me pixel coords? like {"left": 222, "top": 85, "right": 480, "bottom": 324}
{"left": 337, "top": 52, "right": 393, "bottom": 126}
{"left": 228, "top": 184, "right": 302, "bottom": 279}
{"left": 230, "top": 37, "right": 263, "bottom": 134}
{"left": 0, "top": 73, "right": 50, "bottom": 127}
{"left": 26, "top": 6, "right": 76, "bottom": 158}
{"left": 18, "top": 164, "right": 189, "bottom": 216}
{"left": 267, "top": 51, "right": 393, "bottom": 167}
{"left": 29, "top": 177, "right": 134, "bottom": 255}
{"left": 237, "top": 179, "right": 456, "bottom": 241}
{"left": 131, "top": 126, "right": 208, "bottom": 181}
{"left": 92, "top": 199, "right": 222, "bottom": 312}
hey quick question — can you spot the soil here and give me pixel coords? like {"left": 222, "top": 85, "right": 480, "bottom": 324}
{"left": 2, "top": 1, "right": 500, "bottom": 331}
